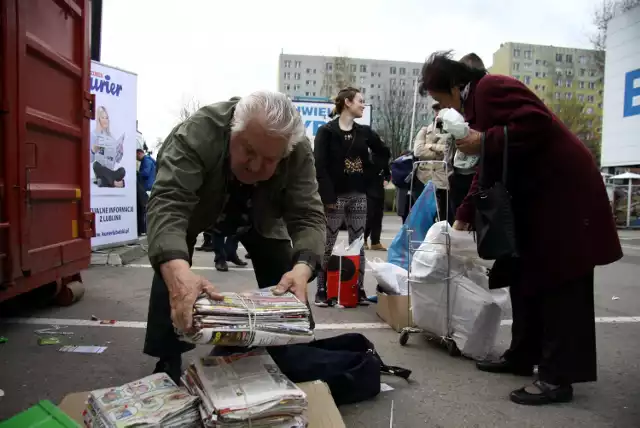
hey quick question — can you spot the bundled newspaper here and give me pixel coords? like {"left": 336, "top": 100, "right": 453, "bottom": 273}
{"left": 83, "top": 373, "right": 200, "bottom": 428}
{"left": 178, "top": 291, "right": 314, "bottom": 347}
{"left": 182, "top": 349, "right": 308, "bottom": 428}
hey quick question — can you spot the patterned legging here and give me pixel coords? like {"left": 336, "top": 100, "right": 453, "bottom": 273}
{"left": 317, "top": 193, "right": 367, "bottom": 292}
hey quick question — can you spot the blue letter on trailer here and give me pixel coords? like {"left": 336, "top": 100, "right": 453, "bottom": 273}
{"left": 624, "top": 68, "right": 640, "bottom": 118}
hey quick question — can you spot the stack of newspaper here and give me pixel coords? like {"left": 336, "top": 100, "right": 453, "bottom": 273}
{"left": 182, "top": 349, "right": 308, "bottom": 427}
{"left": 83, "top": 373, "right": 200, "bottom": 428}
{"left": 179, "top": 291, "right": 314, "bottom": 347}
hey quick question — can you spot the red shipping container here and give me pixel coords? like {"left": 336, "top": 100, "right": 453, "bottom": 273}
{"left": 0, "top": 0, "right": 95, "bottom": 303}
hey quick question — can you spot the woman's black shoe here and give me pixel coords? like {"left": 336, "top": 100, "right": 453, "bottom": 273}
{"left": 215, "top": 261, "right": 229, "bottom": 272}
{"left": 229, "top": 256, "right": 248, "bottom": 267}
{"left": 476, "top": 357, "right": 534, "bottom": 376}
{"left": 510, "top": 380, "right": 573, "bottom": 405}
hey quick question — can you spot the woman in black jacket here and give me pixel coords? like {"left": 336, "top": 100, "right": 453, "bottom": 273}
{"left": 313, "top": 87, "right": 391, "bottom": 307}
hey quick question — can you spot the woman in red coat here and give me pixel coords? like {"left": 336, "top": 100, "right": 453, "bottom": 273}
{"left": 419, "top": 51, "right": 622, "bottom": 405}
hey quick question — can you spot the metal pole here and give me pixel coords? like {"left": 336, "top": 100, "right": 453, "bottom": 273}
{"left": 90, "top": 0, "right": 103, "bottom": 62}
{"left": 408, "top": 78, "right": 418, "bottom": 151}
{"left": 627, "top": 180, "right": 632, "bottom": 228}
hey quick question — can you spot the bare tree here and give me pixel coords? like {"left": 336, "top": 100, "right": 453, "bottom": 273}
{"left": 179, "top": 97, "right": 202, "bottom": 121}
{"left": 591, "top": 0, "right": 640, "bottom": 72}
{"left": 375, "top": 85, "right": 417, "bottom": 158}
{"left": 550, "top": 96, "right": 602, "bottom": 164}
{"left": 321, "top": 56, "right": 357, "bottom": 98}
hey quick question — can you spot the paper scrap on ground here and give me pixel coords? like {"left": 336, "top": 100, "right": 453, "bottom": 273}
{"left": 381, "top": 383, "right": 395, "bottom": 392}
{"left": 38, "top": 337, "right": 62, "bottom": 346}
{"left": 612, "top": 296, "right": 620, "bottom": 300}
{"left": 0, "top": 389, "right": 4, "bottom": 398}
{"left": 59, "top": 345, "right": 107, "bottom": 354}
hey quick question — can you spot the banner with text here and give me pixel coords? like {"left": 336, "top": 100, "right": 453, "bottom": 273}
{"left": 293, "top": 101, "right": 372, "bottom": 147}
{"left": 89, "top": 61, "right": 138, "bottom": 248}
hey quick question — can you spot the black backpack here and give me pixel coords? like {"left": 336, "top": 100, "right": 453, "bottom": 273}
{"left": 267, "top": 333, "right": 411, "bottom": 406}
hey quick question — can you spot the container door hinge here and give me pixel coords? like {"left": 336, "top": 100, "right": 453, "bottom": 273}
{"left": 83, "top": 92, "right": 95, "bottom": 120}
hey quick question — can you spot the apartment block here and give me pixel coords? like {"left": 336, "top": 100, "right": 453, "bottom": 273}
{"left": 278, "top": 53, "right": 433, "bottom": 124}
{"left": 490, "top": 42, "right": 604, "bottom": 136}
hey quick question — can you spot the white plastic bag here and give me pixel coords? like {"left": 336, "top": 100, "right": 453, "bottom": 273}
{"left": 332, "top": 235, "right": 364, "bottom": 257}
{"left": 409, "top": 221, "right": 507, "bottom": 359}
{"left": 367, "top": 258, "right": 408, "bottom": 295}
{"left": 437, "top": 108, "right": 479, "bottom": 170}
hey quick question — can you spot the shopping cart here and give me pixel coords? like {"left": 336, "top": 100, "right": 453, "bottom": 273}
{"left": 397, "top": 160, "right": 461, "bottom": 356}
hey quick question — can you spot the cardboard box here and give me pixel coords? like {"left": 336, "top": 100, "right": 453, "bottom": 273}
{"left": 376, "top": 291, "right": 413, "bottom": 332}
{"left": 58, "top": 380, "right": 345, "bottom": 428}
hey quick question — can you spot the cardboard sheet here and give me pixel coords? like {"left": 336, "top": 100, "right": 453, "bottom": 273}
{"left": 376, "top": 292, "right": 413, "bottom": 332}
{"left": 58, "top": 380, "right": 345, "bottom": 428}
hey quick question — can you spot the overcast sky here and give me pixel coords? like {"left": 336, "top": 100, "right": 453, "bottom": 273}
{"left": 100, "top": 0, "right": 604, "bottom": 145}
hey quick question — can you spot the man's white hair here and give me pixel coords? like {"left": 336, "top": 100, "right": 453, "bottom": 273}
{"left": 231, "top": 91, "right": 305, "bottom": 154}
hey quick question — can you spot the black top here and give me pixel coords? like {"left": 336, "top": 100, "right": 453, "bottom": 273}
{"left": 314, "top": 119, "right": 391, "bottom": 204}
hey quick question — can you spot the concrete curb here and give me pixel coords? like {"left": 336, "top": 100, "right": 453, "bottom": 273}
{"left": 90, "top": 238, "right": 148, "bottom": 266}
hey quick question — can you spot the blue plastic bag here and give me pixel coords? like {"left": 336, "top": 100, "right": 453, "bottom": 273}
{"left": 388, "top": 181, "right": 438, "bottom": 270}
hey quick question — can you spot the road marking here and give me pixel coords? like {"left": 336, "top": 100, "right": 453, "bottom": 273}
{"left": 126, "top": 264, "right": 376, "bottom": 273}
{"left": 0, "top": 317, "right": 390, "bottom": 331}
{"left": 3, "top": 316, "right": 640, "bottom": 330}
{"left": 622, "top": 244, "right": 640, "bottom": 251}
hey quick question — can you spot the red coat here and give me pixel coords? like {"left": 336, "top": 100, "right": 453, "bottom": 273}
{"left": 457, "top": 74, "right": 622, "bottom": 289}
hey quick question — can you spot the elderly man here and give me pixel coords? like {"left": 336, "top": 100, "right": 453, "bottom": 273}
{"left": 143, "top": 91, "right": 326, "bottom": 383}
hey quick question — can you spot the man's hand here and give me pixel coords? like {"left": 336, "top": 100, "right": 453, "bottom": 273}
{"left": 455, "top": 129, "right": 482, "bottom": 155}
{"left": 274, "top": 263, "right": 312, "bottom": 303}
{"left": 160, "top": 259, "right": 223, "bottom": 332}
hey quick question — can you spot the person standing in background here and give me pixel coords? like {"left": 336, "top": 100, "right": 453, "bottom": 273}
{"left": 364, "top": 149, "right": 391, "bottom": 250}
{"left": 212, "top": 232, "right": 248, "bottom": 272}
{"left": 313, "top": 87, "right": 391, "bottom": 307}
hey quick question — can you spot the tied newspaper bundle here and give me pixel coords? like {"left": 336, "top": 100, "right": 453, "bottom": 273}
{"left": 84, "top": 373, "right": 200, "bottom": 428}
{"left": 182, "top": 349, "right": 308, "bottom": 428}
{"left": 178, "top": 291, "right": 314, "bottom": 347}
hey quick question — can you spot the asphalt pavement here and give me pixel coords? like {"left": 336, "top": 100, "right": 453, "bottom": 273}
{"left": 1, "top": 216, "right": 640, "bottom": 427}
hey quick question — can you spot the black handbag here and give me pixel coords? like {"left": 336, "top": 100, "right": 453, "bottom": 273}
{"left": 473, "top": 126, "right": 518, "bottom": 260}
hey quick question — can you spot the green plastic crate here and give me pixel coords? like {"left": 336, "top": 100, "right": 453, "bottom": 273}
{"left": 0, "top": 400, "right": 81, "bottom": 428}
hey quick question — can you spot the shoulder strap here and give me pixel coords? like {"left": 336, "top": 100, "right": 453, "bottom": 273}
{"left": 479, "top": 126, "right": 509, "bottom": 186}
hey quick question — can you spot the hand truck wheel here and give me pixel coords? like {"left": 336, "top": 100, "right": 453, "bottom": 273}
{"left": 399, "top": 330, "right": 410, "bottom": 346}
{"left": 446, "top": 339, "right": 461, "bottom": 357}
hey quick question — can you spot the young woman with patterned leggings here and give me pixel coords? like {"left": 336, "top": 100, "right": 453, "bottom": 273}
{"left": 313, "top": 87, "right": 391, "bottom": 307}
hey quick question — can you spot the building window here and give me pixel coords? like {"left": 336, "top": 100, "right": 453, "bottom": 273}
{"left": 371, "top": 72, "right": 375, "bottom": 77}
{"left": 524, "top": 50, "right": 532, "bottom": 59}
{"left": 535, "top": 71, "right": 540, "bottom": 77}
{"left": 294, "top": 84, "right": 300, "bottom": 91}
{"left": 312, "top": 92, "right": 316, "bottom": 96}
{"left": 325, "top": 63, "right": 333, "bottom": 71}
{"left": 556, "top": 53, "right": 563, "bottom": 62}
{"left": 554, "top": 92, "right": 561, "bottom": 100}
{"left": 543, "top": 60, "right": 548, "bottom": 66}
{"left": 400, "top": 90, "right": 406, "bottom": 97}
{"left": 566, "top": 69, "right": 573, "bottom": 76}
{"left": 413, "top": 68, "right": 420, "bottom": 76}
{"left": 565, "top": 54, "right": 573, "bottom": 63}
{"left": 589, "top": 82, "right": 596, "bottom": 89}
{"left": 513, "top": 63, "right": 520, "bottom": 71}
{"left": 390, "top": 78, "right": 396, "bottom": 85}
{"left": 284, "top": 60, "right": 291, "bottom": 68}
{"left": 294, "top": 72, "right": 301, "bottom": 80}
{"left": 400, "top": 79, "right": 406, "bottom": 86}
{"left": 390, "top": 67, "right": 397, "bottom": 74}
{"left": 350, "top": 76, "right": 356, "bottom": 83}
{"left": 587, "top": 119, "right": 593, "bottom": 128}
{"left": 305, "top": 80, "right": 311, "bottom": 85}
{"left": 565, "top": 92, "right": 573, "bottom": 100}
{"left": 587, "top": 95, "right": 595, "bottom": 103}
{"left": 535, "top": 84, "right": 540, "bottom": 90}
{"left": 586, "top": 107, "right": 594, "bottom": 114}
{"left": 536, "top": 59, "right": 541, "bottom": 65}
{"left": 294, "top": 61, "right": 301, "bottom": 68}
{"left": 524, "top": 63, "right": 532, "bottom": 69}
{"left": 391, "top": 90, "right": 397, "bottom": 96}
{"left": 400, "top": 67, "right": 406, "bottom": 75}
{"left": 542, "top": 72, "right": 547, "bottom": 78}
{"left": 566, "top": 80, "right": 572, "bottom": 88}
{"left": 370, "top": 84, "right": 374, "bottom": 88}
{"left": 514, "top": 75, "right": 521, "bottom": 80}
{"left": 284, "top": 72, "right": 291, "bottom": 80}
{"left": 579, "top": 56, "right": 587, "bottom": 64}
{"left": 555, "top": 79, "right": 562, "bottom": 87}
{"left": 378, "top": 72, "right": 382, "bottom": 77}
{"left": 378, "top": 84, "right": 381, "bottom": 88}
{"left": 579, "top": 68, "right": 586, "bottom": 76}
{"left": 350, "top": 64, "right": 357, "bottom": 73}
{"left": 524, "top": 76, "right": 532, "bottom": 85}
{"left": 541, "top": 85, "right": 546, "bottom": 91}
{"left": 589, "top": 69, "right": 596, "bottom": 77}
{"left": 313, "top": 69, "right": 317, "bottom": 74}
{"left": 360, "top": 87, "right": 366, "bottom": 95}
{"left": 578, "top": 94, "right": 585, "bottom": 102}
{"left": 306, "top": 68, "right": 312, "bottom": 74}
{"left": 513, "top": 48, "right": 521, "bottom": 57}
{"left": 360, "top": 76, "right": 365, "bottom": 84}
{"left": 598, "top": 102, "right": 603, "bottom": 108}
{"left": 284, "top": 84, "right": 290, "bottom": 91}
{"left": 360, "top": 65, "right": 367, "bottom": 73}
{"left": 556, "top": 68, "right": 563, "bottom": 75}
{"left": 305, "top": 91, "right": 310, "bottom": 96}
{"left": 579, "top": 81, "right": 585, "bottom": 89}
